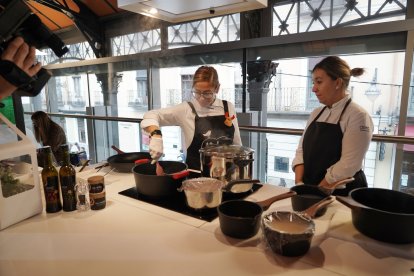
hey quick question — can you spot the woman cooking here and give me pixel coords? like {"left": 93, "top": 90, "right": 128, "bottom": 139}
{"left": 292, "top": 56, "right": 374, "bottom": 196}
{"left": 141, "top": 65, "right": 242, "bottom": 171}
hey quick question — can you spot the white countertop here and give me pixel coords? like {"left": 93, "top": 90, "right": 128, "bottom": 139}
{"left": 1, "top": 168, "right": 413, "bottom": 276}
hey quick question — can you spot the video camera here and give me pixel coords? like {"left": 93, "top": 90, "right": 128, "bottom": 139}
{"left": 0, "top": 0, "right": 69, "bottom": 97}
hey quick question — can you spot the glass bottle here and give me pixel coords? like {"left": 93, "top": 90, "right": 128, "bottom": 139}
{"left": 75, "top": 179, "right": 90, "bottom": 211}
{"left": 59, "top": 144, "right": 77, "bottom": 211}
{"left": 41, "top": 146, "right": 62, "bottom": 213}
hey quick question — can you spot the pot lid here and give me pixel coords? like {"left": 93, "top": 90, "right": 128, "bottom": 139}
{"left": 181, "top": 177, "right": 225, "bottom": 192}
{"left": 201, "top": 144, "right": 254, "bottom": 158}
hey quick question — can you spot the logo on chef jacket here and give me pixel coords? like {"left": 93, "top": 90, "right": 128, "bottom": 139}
{"left": 203, "top": 130, "right": 212, "bottom": 137}
{"left": 360, "top": 126, "right": 370, "bottom": 132}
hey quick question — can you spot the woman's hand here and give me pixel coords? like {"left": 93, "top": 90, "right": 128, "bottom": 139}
{"left": 149, "top": 136, "right": 163, "bottom": 163}
{"left": 0, "top": 37, "right": 42, "bottom": 99}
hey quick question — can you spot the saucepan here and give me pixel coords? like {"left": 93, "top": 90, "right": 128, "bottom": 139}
{"left": 336, "top": 187, "right": 414, "bottom": 244}
{"left": 132, "top": 159, "right": 189, "bottom": 198}
{"left": 200, "top": 144, "right": 256, "bottom": 193}
{"left": 262, "top": 196, "right": 335, "bottom": 257}
{"left": 290, "top": 177, "right": 354, "bottom": 217}
{"left": 179, "top": 178, "right": 261, "bottom": 211}
{"left": 217, "top": 190, "right": 297, "bottom": 239}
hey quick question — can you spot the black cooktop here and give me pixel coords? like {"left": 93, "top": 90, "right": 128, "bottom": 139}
{"left": 119, "top": 184, "right": 263, "bottom": 222}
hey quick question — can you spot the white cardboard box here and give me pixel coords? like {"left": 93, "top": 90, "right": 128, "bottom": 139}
{"left": 0, "top": 113, "right": 42, "bottom": 230}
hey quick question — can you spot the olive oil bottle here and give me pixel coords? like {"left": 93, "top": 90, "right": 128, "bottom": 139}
{"left": 59, "top": 144, "right": 77, "bottom": 211}
{"left": 41, "top": 146, "right": 62, "bottom": 213}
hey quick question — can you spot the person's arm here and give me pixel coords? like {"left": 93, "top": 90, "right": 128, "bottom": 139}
{"left": 323, "top": 106, "right": 374, "bottom": 184}
{"left": 293, "top": 163, "right": 304, "bottom": 184}
{"left": 0, "top": 37, "right": 42, "bottom": 100}
{"left": 227, "top": 101, "right": 241, "bottom": 145}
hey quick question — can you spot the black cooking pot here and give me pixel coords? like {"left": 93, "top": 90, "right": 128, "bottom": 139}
{"left": 336, "top": 187, "right": 414, "bottom": 244}
{"left": 132, "top": 160, "right": 189, "bottom": 198}
{"left": 290, "top": 185, "right": 329, "bottom": 217}
{"left": 262, "top": 196, "right": 335, "bottom": 257}
{"left": 217, "top": 191, "right": 296, "bottom": 239}
{"left": 107, "top": 145, "right": 150, "bottom": 173}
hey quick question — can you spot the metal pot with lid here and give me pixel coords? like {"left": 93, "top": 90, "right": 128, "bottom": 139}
{"left": 200, "top": 144, "right": 255, "bottom": 193}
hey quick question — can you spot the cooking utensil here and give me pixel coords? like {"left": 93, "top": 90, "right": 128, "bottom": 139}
{"left": 132, "top": 160, "right": 189, "bottom": 198}
{"left": 290, "top": 177, "right": 354, "bottom": 217}
{"left": 78, "top": 159, "right": 90, "bottom": 172}
{"left": 217, "top": 190, "right": 297, "bottom": 239}
{"left": 336, "top": 187, "right": 414, "bottom": 244}
{"left": 179, "top": 177, "right": 226, "bottom": 210}
{"left": 262, "top": 196, "right": 335, "bottom": 257}
{"left": 200, "top": 144, "right": 255, "bottom": 193}
{"left": 107, "top": 145, "right": 151, "bottom": 173}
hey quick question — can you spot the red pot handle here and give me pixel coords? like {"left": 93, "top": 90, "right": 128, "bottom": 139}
{"left": 171, "top": 170, "right": 190, "bottom": 180}
{"left": 134, "top": 159, "right": 151, "bottom": 165}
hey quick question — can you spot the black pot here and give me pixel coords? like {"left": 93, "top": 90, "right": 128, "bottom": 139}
{"left": 217, "top": 200, "right": 262, "bottom": 239}
{"left": 290, "top": 185, "right": 329, "bottom": 217}
{"left": 336, "top": 187, "right": 414, "bottom": 244}
{"left": 262, "top": 196, "right": 334, "bottom": 257}
{"left": 132, "top": 161, "right": 188, "bottom": 198}
{"left": 217, "top": 191, "right": 296, "bottom": 239}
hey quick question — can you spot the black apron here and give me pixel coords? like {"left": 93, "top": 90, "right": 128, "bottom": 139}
{"left": 186, "top": 100, "right": 235, "bottom": 171}
{"left": 302, "top": 98, "right": 367, "bottom": 196}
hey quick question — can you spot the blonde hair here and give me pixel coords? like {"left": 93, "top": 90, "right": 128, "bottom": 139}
{"left": 192, "top": 66, "right": 220, "bottom": 89}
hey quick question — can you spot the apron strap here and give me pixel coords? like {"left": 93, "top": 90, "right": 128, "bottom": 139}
{"left": 187, "top": 101, "right": 199, "bottom": 118}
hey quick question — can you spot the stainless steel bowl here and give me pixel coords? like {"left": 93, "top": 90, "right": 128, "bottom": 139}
{"left": 179, "top": 177, "right": 225, "bottom": 210}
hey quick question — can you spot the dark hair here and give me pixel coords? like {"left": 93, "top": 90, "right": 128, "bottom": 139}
{"left": 192, "top": 66, "right": 219, "bottom": 88}
{"left": 31, "top": 111, "right": 62, "bottom": 146}
{"left": 312, "top": 56, "right": 364, "bottom": 89}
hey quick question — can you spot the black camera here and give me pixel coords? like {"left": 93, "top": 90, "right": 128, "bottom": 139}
{"left": 0, "top": 0, "right": 69, "bottom": 97}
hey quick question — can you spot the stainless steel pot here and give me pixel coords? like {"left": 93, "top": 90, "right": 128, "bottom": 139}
{"left": 179, "top": 177, "right": 226, "bottom": 210}
{"left": 200, "top": 144, "right": 255, "bottom": 193}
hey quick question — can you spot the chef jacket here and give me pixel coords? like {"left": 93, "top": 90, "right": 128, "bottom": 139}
{"left": 292, "top": 94, "right": 374, "bottom": 184}
{"left": 141, "top": 98, "right": 242, "bottom": 157}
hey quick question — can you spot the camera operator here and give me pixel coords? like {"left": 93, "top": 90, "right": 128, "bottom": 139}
{"left": 0, "top": 37, "right": 42, "bottom": 100}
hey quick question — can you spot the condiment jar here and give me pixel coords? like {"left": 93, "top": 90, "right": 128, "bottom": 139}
{"left": 87, "top": 175, "right": 106, "bottom": 210}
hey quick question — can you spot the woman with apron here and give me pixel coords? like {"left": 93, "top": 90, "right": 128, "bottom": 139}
{"left": 141, "top": 66, "right": 241, "bottom": 171}
{"left": 292, "top": 56, "right": 374, "bottom": 196}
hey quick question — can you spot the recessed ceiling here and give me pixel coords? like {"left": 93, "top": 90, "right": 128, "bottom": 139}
{"left": 117, "top": 0, "right": 268, "bottom": 23}
{"left": 26, "top": 0, "right": 121, "bottom": 31}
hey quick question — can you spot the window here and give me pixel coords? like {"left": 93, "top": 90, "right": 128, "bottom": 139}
{"left": 274, "top": 157, "right": 289, "bottom": 173}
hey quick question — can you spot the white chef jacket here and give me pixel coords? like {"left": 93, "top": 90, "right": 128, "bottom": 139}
{"left": 141, "top": 98, "right": 242, "bottom": 156}
{"left": 292, "top": 94, "right": 374, "bottom": 184}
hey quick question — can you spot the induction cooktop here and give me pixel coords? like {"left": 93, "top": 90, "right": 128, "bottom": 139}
{"left": 119, "top": 183, "right": 263, "bottom": 222}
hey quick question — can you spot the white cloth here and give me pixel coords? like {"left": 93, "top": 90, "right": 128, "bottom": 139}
{"left": 292, "top": 95, "right": 374, "bottom": 184}
{"left": 149, "top": 136, "right": 163, "bottom": 161}
{"left": 141, "top": 98, "right": 242, "bottom": 156}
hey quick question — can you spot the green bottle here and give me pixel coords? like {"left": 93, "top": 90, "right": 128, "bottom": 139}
{"left": 59, "top": 144, "right": 77, "bottom": 211}
{"left": 41, "top": 146, "right": 62, "bottom": 213}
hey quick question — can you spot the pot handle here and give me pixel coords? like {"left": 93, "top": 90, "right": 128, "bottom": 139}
{"left": 134, "top": 159, "right": 151, "bottom": 165}
{"left": 171, "top": 170, "right": 190, "bottom": 180}
{"left": 111, "top": 145, "right": 125, "bottom": 154}
{"left": 223, "top": 179, "right": 260, "bottom": 192}
{"left": 302, "top": 196, "right": 335, "bottom": 218}
{"left": 336, "top": 195, "right": 368, "bottom": 210}
{"left": 256, "top": 190, "right": 297, "bottom": 211}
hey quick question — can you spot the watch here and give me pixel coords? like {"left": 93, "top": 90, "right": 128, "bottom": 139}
{"left": 150, "top": 129, "right": 162, "bottom": 137}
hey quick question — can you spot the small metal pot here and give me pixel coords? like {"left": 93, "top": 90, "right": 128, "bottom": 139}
{"left": 179, "top": 177, "right": 225, "bottom": 210}
{"left": 200, "top": 144, "right": 255, "bottom": 193}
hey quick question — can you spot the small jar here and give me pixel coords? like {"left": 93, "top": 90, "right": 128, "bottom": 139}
{"left": 87, "top": 175, "right": 106, "bottom": 210}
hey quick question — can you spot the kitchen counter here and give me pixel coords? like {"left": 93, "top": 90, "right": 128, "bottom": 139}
{"left": 0, "top": 168, "right": 413, "bottom": 276}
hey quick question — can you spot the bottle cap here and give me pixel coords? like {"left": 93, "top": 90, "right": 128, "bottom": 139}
{"left": 87, "top": 175, "right": 104, "bottom": 184}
